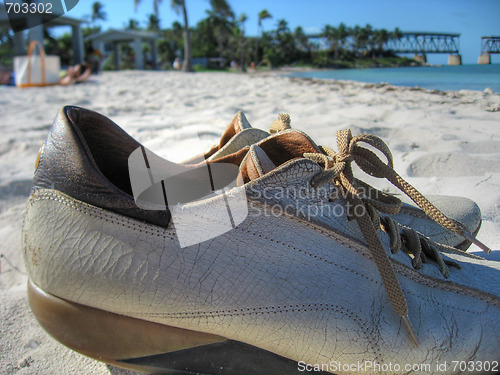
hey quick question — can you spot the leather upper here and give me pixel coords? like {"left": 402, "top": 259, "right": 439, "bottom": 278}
{"left": 33, "top": 106, "right": 172, "bottom": 227}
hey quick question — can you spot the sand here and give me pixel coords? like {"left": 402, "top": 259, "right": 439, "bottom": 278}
{"left": 0, "top": 71, "right": 499, "bottom": 374}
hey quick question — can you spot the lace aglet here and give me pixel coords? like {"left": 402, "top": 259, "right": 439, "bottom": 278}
{"left": 402, "top": 314, "right": 419, "bottom": 347}
{"left": 463, "top": 231, "right": 491, "bottom": 254}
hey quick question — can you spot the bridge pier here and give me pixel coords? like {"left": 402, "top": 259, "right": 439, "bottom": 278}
{"left": 478, "top": 54, "right": 491, "bottom": 64}
{"left": 413, "top": 54, "right": 427, "bottom": 64}
{"left": 448, "top": 54, "right": 462, "bottom": 65}
{"left": 387, "top": 32, "right": 461, "bottom": 65}
{"left": 480, "top": 37, "right": 499, "bottom": 64}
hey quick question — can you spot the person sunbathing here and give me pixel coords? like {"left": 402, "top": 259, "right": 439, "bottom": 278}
{"left": 59, "top": 63, "right": 92, "bottom": 86}
{"left": 0, "top": 64, "right": 14, "bottom": 86}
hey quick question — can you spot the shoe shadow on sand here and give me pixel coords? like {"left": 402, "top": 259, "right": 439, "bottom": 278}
{"left": 107, "top": 365, "right": 141, "bottom": 375}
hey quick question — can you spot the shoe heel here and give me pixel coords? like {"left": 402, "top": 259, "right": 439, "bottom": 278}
{"left": 27, "top": 280, "right": 226, "bottom": 373}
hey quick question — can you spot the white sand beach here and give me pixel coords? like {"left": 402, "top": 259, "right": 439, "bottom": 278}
{"left": 1, "top": 71, "right": 499, "bottom": 374}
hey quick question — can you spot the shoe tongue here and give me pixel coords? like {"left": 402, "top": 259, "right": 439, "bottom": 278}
{"left": 194, "top": 111, "right": 266, "bottom": 163}
{"left": 239, "top": 145, "right": 277, "bottom": 183}
{"left": 238, "top": 130, "right": 322, "bottom": 184}
{"left": 205, "top": 112, "right": 270, "bottom": 162}
{"left": 219, "top": 111, "right": 253, "bottom": 147}
{"left": 211, "top": 112, "right": 309, "bottom": 162}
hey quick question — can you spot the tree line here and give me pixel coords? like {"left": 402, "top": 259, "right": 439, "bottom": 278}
{"left": 0, "top": 0, "right": 413, "bottom": 71}
{"left": 132, "top": 0, "right": 410, "bottom": 70}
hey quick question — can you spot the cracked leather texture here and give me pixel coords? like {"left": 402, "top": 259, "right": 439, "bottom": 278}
{"left": 23, "top": 159, "right": 500, "bottom": 374}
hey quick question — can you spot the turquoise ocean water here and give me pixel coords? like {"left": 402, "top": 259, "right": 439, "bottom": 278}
{"left": 291, "top": 64, "right": 500, "bottom": 93}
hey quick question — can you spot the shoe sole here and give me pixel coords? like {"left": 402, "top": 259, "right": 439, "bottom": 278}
{"left": 28, "top": 280, "right": 327, "bottom": 374}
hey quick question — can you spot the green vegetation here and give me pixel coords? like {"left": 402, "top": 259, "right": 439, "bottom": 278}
{"left": 192, "top": 64, "right": 228, "bottom": 72}
{"left": 0, "top": 1, "right": 419, "bottom": 71}
{"left": 0, "top": 25, "right": 15, "bottom": 67}
{"left": 136, "top": 0, "right": 193, "bottom": 71}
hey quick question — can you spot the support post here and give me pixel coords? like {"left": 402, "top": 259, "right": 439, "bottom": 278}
{"left": 93, "top": 41, "right": 105, "bottom": 54}
{"left": 413, "top": 54, "right": 427, "bottom": 64}
{"left": 113, "top": 42, "right": 120, "bottom": 70}
{"left": 71, "top": 25, "right": 84, "bottom": 64}
{"left": 151, "top": 40, "right": 158, "bottom": 70}
{"left": 134, "top": 38, "right": 144, "bottom": 70}
{"left": 448, "top": 54, "right": 462, "bottom": 65}
{"left": 13, "top": 31, "right": 26, "bottom": 55}
{"left": 477, "top": 54, "right": 491, "bottom": 64}
{"left": 27, "top": 15, "right": 44, "bottom": 45}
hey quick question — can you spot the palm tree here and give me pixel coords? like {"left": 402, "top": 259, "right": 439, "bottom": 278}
{"left": 238, "top": 13, "right": 247, "bottom": 33}
{"left": 91, "top": 2, "right": 107, "bottom": 27}
{"left": 231, "top": 13, "right": 249, "bottom": 70}
{"left": 335, "top": 22, "right": 348, "bottom": 59}
{"left": 266, "top": 19, "right": 297, "bottom": 67}
{"left": 386, "top": 27, "right": 403, "bottom": 56}
{"left": 352, "top": 24, "right": 373, "bottom": 56}
{"left": 254, "top": 9, "right": 271, "bottom": 64}
{"left": 365, "top": 24, "right": 374, "bottom": 54}
{"left": 205, "top": 0, "right": 234, "bottom": 59}
{"left": 127, "top": 19, "right": 140, "bottom": 30}
{"left": 147, "top": 14, "right": 161, "bottom": 31}
{"left": 135, "top": 0, "right": 193, "bottom": 72}
{"left": 275, "top": 19, "right": 289, "bottom": 36}
{"left": 135, "top": 0, "right": 163, "bottom": 16}
{"left": 210, "top": 0, "right": 234, "bottom": 20}
{"left": 293, "top": 26, "right": 310, "bottom": 60}
{"left": 372, "top": 28, "right": 389, "bottom": 57}
{"left": 322, "top": 24, "right": 337, "bottom": 57}
{"left": 172, "top": 0, "right": 192, "bottom": 71}
{"left": 258, "top": 10, "right": 272, "bottom": 30}
{"left": 391, "top": 27, "right": 403, "bottom": 41}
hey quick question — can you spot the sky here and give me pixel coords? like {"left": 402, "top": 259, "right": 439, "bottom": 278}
{"left": 49, "top": 0, "right": 500, "bottom": 64}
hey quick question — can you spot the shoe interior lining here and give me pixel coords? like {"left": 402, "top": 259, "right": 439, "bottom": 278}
{"left": 258, "top": 131, "right": 321, "bottom": 167}
{"left": 66, "top": 107, "right": 140, "bottom": 196}
{"left": 238, "top": 132, "right": 322, "bottom": 184}
{"left": 65, "top": 107, "right": 249, "bottom": 198}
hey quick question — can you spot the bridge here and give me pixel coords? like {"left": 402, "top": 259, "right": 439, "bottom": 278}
{"left": 478, "top": 36, "right": 500, "bottom": 64}
{"left": 305, "top": 31, "right": 463, "bottom": 65}
{"left": 384, "top": 32, "right": 461, "bottom": 65}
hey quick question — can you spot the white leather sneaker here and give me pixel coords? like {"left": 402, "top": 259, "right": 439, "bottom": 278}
{"left": 23, "top": 106, "right": 498, "bottom": 374}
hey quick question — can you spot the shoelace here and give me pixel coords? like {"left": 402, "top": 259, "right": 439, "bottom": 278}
{"left": 270, "top": 113, "right": 292, "bottom": 134}
{"left": 301, "top": 129, "right": 492, "bottom": 347}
